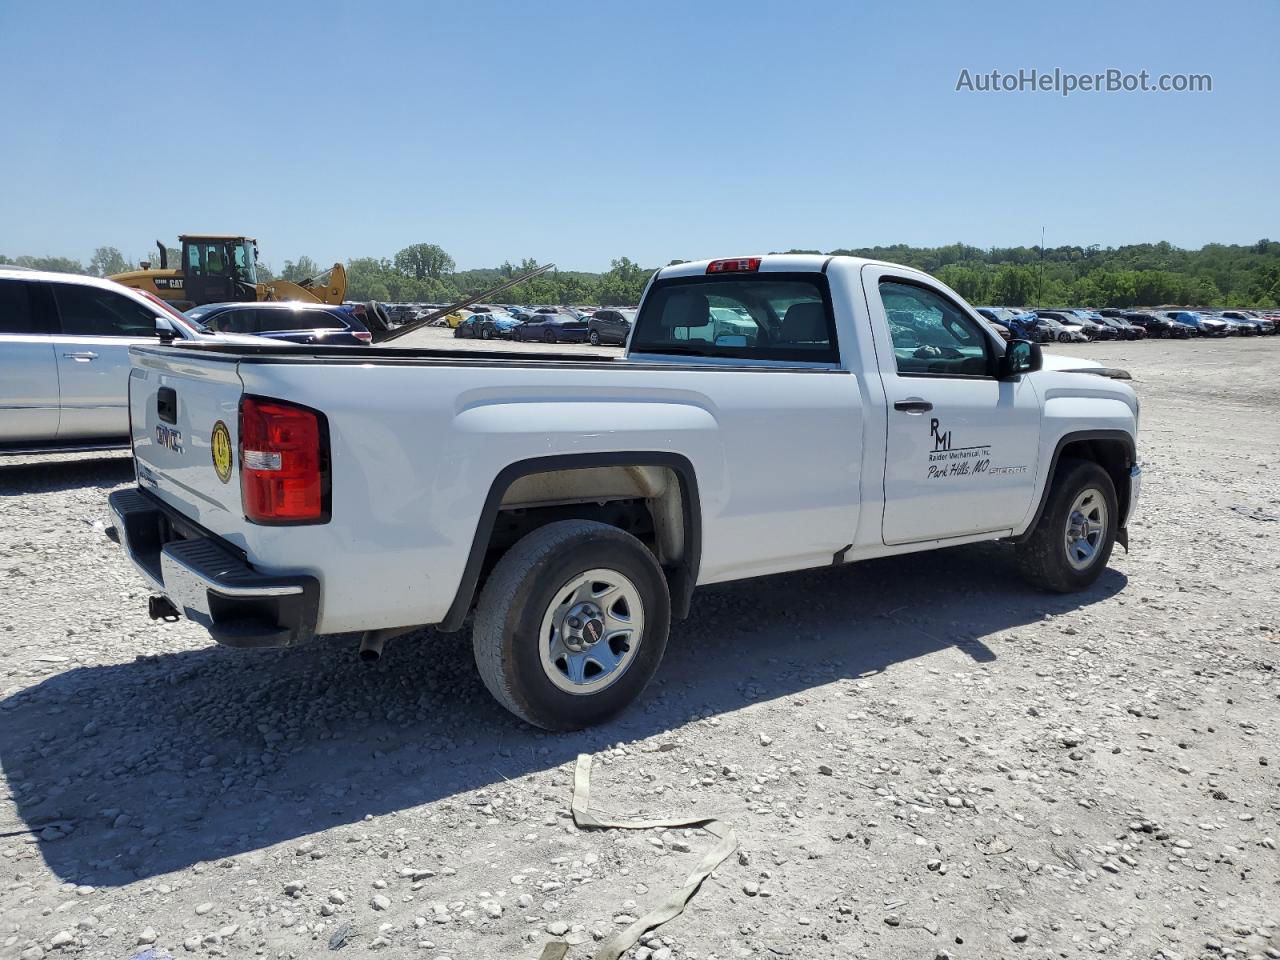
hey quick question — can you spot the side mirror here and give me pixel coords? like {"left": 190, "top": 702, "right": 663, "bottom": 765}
{"left": 999, "top": 339, "right": 1041, "bottom": 379}
{"left": 155, "top": 316, "right": 177, "bottom": 343}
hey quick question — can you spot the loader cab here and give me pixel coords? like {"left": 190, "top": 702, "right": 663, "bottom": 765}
{"left": 180, "top": 235, "right": 259, "bottom": 306}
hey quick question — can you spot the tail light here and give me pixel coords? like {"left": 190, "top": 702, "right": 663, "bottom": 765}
{"left": 352, "top": 329, "right": 373, "bottom": 343}
{"left": 706, "top": 257, "right": 761, "bottom": 274}
{"left": 239, "top": 396, "right": 330, "bottom": 524}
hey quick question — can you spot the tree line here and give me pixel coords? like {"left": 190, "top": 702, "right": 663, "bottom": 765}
{"left": 5, "top": 239, "right": 1278, "bottom": 308}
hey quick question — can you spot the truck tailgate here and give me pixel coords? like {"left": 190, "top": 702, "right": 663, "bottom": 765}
{"left": 129, "top": 348, "right": 248, "bottom": 545}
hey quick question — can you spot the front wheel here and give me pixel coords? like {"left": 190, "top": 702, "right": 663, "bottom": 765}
{"left": 472, "top": 520, "right": 671, "bottom": 730}
{"left": 1016, "top": 458, "right": 1118, "bottom": 593}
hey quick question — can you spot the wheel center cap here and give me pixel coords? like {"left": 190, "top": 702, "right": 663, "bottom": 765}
{"left": 563, "top": 603, "right": 603, "bottom": 651}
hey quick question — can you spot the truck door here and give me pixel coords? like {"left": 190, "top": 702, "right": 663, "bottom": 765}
{"left": 862, "top": 267, "right": 1041, "bottom": 545}
{"left": 0, "top": 278, "right": 60, "bottom": 443}
{"left": 182, "top": 239, "right": 237, "bottom": 306}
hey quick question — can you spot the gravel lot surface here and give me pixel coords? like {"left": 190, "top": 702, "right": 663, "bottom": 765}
{"left": 1, "top": 338, "right": 1277, "bottom": 960}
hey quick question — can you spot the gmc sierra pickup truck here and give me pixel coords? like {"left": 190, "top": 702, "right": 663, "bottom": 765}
{"left": 108, "top": 254, "right": 1140, "bottom": 729}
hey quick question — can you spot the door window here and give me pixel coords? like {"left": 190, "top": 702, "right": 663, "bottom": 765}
{"left": 0, "top": 279, "right": 44, "bottom": 334}
{"left": 187, "top": 242, "right": 230, "bottom": 277}
{"left": 53, "top": 284, "right": 160, "bottom": 337}
{"left": 879, "top": 280, "right": 991, "bottom": 377}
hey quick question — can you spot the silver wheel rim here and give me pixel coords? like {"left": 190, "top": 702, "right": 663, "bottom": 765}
{"left": 539, "top": 568, "right": 644, "bottom": 695}
{"left": 1064, "top": 487, "right": 1108, "bottom": 571}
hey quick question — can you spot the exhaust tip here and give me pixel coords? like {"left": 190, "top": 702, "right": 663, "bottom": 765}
{"left": 358, "top": 631, "right": 386, "bottom": 663}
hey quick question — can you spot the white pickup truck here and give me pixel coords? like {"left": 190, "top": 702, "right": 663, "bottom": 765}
{"left": 108, "top": 254, "right": 1140, "bottom": 729}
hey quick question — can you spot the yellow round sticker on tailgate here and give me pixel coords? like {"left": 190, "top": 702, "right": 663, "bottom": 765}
{"left": 211, "top": 420, "right": 233, "bottom": 484}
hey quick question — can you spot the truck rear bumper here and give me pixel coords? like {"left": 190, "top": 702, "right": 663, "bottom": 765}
{"left": 108, "top": 488, "right": 320, "bottom": 648}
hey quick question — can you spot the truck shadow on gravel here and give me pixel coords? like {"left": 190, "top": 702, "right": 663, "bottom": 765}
{"left": 0, "top": 543, "right": 1125, "bottom": 886}
{"left": 0, "top": 454, "right": 133, "bottom": 495}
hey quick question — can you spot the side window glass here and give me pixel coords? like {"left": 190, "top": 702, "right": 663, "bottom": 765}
{"left": 0, "top": 279, "right": 40, "bottom": 334}
{"left": 879, "top": 280, "right": 990, "bottom": 377}
{"left": 54, "top": 285, "right": 160, "bottom": 337}
{"left": 224, "top": 310, "right": 256, "bottom": 334}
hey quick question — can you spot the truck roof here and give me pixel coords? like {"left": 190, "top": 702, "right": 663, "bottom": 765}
{"left": 655, "top": 253, "right": 930, "bottom": 281}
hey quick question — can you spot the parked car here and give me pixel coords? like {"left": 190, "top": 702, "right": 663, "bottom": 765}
{"left": 587, "top": 309, "right": 634, "bottom": 345}
{"left": 1213, "top": 314, "right": 1256, "bottom": 336}
{"left": 456, "top": 311, "right": 524, "bottom": 340}
{"left": 976, "top": 307, "right": 1055, "bottom": 343}
{"left": 1164, "top": 311, "right": 1227, "bottom": 337}
{"left": 511, "top": 314, "right": 591, "bottom": 343}
{"left": 1223, "top": 311, "right": 1277, "bottom": 334}
{"left": 185, "top": 302, "right": 373, "bottom": 345}
{"left": 1035, "top": 310, "right": 1097, "bottom": 341}
{"left": 1123, "top": 311, "right": 1192, "bottom": 338}
{"left": 1216, "top": 311, "right": 1269, "bottom": 335}
{"left": 108, "top": 252, "right": 1140, "bottom": 729}
{"left": 1062, "top": 310, "right": 1117, "bottom": 340}
{"left": 1093, "top": 315, "right": 1146, "bottom": 340}
{"left": 0, "top": 267, "right": 263, "bottom": 454}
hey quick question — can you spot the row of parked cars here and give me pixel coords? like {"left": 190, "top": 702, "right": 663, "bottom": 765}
{"left": 975, "top": 306, "right": 1280, "bottom": 343}
{"left": 453, "top": 306, "right": 636, "bottom": 345}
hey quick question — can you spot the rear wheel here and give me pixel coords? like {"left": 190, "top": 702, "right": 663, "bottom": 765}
{"left": 1058, "top": 332, "right": 1072, "bottom": 343}
{"left": 589, "top": 330, "right": 601, "bottom": 346}
{"left": 1016, "top": 458, "right": 1117, "bottom": 593}
{"left": 481, "top": 326, "right": 493, "bottom": 340}
{"left": 473, "top": 520, "right": 670, "bottom": 730}
{"left": 543, "top": 329, "right": 557, "bottom": 343}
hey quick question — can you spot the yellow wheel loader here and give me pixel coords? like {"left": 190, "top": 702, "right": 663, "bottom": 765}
{"left": 110, "top": 235, "right": 346, "bottom": 309}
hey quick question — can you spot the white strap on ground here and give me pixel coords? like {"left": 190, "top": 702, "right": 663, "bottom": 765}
{"left": 549, "top": 752, "right": 739, "bottom": 960}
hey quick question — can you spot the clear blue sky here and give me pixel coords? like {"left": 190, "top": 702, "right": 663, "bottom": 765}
{"left": 2, "top": 0, "right": 1275, "bottom": 272}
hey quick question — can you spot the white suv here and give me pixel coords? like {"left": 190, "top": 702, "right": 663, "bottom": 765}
{"left": 0, "top": 268, "right": 245, "bottom": 454}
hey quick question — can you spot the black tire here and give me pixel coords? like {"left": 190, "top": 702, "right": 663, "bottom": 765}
{"left": 1058, "top": 332, "right": 1072, "bottom": 343}
{"left": 481, "top": 326, "right": 493, "bottom": 340}
{"left": 1015, "top": 458, "right": 1118, "bottom": 593}
{"left": 543, "top": 329, "right": 556, "bottom": 343}
{"left": 589, "top": 330, "right": 601, "bottom": 346}
{"left": 472, "top": 520, "right": 671, "bottom": 730}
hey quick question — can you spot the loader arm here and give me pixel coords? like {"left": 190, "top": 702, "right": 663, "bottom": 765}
{"left": 262, "top": 263, "right": 347, "bottom": 305}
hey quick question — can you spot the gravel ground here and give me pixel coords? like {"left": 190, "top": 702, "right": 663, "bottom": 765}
{"left": 1, "top": 337, "right": 1277, "bottom": 960}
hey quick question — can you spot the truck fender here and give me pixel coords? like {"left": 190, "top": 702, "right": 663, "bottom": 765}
{"left": 438, "top": 452, "right": 703, "bottom": 632}
{"left": 1014, "top": 429, "right": 1136, "bottom": 543}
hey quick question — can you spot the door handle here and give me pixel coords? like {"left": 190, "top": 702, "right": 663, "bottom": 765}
{"left": 893, "top": 399, "right": 933, "bottom": 414}
{"left": 62, "top": 351, "right": 99, "bottom": 361}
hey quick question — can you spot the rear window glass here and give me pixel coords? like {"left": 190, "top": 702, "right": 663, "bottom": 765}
{"left": 630, "top": 274, "right": 836, "bottom": 362}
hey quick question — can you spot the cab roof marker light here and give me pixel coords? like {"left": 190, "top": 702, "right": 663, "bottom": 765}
{"left": 706, "top": 257, "right": 762, "bottom": 274}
